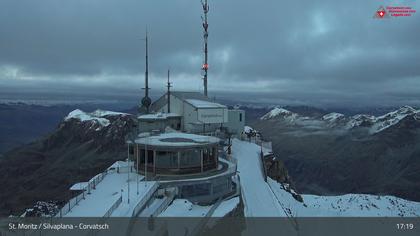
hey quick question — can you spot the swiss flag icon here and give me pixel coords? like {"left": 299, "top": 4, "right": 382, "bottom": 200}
{"left": 374, "top": 6, "right": 388, "bottom": 19}
{"left": 377, "top": 10, "right": 386, "bottom": 18}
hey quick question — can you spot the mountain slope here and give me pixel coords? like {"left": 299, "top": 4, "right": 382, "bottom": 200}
{"left": 0, "top": 109, "right": 135, "bottom": 216}
{"left": 253, "top": 106, "right": 420, "bottom": 202}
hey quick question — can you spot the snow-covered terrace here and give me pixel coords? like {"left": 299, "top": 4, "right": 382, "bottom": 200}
{"left": 63, "top": 162, "right": 158, "bottom": 217}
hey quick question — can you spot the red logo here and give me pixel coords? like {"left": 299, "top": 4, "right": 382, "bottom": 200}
{"left": 374, "top": 6, "right": 388, "bottom": 19}
{"left": 374, "top": 5, "right": 416, "bottom": 19}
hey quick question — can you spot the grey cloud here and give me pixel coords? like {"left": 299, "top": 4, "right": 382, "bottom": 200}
{"left": 0, "top": 0, "right": 419, "bottom": 107}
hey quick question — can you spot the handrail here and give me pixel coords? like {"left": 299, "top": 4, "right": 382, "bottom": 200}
{"left": 55, "top": 170, "right": 108, "bottom": 217}
{"left": 103, "top": 196, "right": 122, "bottom": 217}
{"left": 131, "top": 182, "right": 159, "bottom": 217}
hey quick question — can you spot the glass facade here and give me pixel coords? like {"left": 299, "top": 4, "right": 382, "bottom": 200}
{"left": 134, "top": 145, "right": 218, "bottom": 175}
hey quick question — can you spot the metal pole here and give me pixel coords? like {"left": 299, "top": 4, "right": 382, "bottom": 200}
{"left": 127, "top": 143, "right": 130, "bottom": 204}
{"left": 201, "top": 149, "right": 204, "bottom": 173}
{"left": 145, "top": 137, "right": 148, "bottom": 186}
{"left": 167, "top": 69, "right": 171, "bottom": 113}
{"left": 137, "top": 144, "right": 139, "bottom": 195}
{"left": 201, "top": 0, "right": 209, "bottom": 96}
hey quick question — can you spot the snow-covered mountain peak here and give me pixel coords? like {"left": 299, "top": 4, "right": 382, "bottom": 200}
{"left": 370, "top": 106, "right": 418, "bottom": 134}
{"left": 260, "top": 107, "right": 296, "bottom": 120}
{"left": 345, "top": 114, "right": 376, "bottom": 129}
{"left": 64, "top": 109, "right": 129, "bottom": 128}
{"left": 377, "top": 106, "right": 416, "bottom": 119}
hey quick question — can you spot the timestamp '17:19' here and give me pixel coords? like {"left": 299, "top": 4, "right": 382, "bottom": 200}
{"left": 396, "top": 223, "right": 414, "bottom": 230}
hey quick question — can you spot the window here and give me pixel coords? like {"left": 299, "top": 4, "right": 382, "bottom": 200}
{"left": 239, "top": 113, "right": 243, "bottom": 122}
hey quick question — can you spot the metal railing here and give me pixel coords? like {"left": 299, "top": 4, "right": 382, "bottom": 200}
{"left": 103, "top": 196, "right": 122, "bottom": 217}
{"left": 56, "top": 170, "right": 108, "bottom": 217}
{"left": 149, "top": 188, "right": 177, "bottom": 217}
{"left": 131, "top": 182, "right": 159, "bottom": 217}
{"left": 240, "top": 134, "right": 272, "bottom": 153}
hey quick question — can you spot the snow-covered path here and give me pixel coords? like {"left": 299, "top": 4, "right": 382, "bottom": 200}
{"left": 232, "top": 139, "right": 286, "bottom": 217}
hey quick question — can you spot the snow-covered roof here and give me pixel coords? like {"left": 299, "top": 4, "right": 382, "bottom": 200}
{"left": 138, "top": 112, "right": 181, "bottom": 120}
{"left": 185, "top": 99, "right": 226, "bottom": 109}
{"left": 134, "top": 132, "right": 219, "bottom": 148}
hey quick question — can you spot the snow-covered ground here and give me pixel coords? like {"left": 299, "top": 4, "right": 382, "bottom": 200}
{"left": 158, "top": 196, "right": 240, "bottom": 217}
{"left": 268, "top": 178, "right": 420, "bottom": 217}
{"left": 63, "top": 166, "right": 157, "bottom": 217}
{"left": 233, "top": 139, "right": 420, "bottom": 217}
{"left": 211, "top": 197, "right": 240, "bottom": 217}
{"left": 302, "top": 194, "right": 420, "bottom": 217}
{"left": 60, "top": 140, "right": 420, "bottom": 218}
{"left": 232, "top": 139, "right": 286, "bottom": 216}
{"left": 159, "top": 199, "right": 211, "bottom": 217}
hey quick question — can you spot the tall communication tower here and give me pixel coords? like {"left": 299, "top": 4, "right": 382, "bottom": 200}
{"left": 167, "top": 69, "right": 172, "bottom": 113}
{"left": 139, "top": 31, "right": 152, "bottom": 114}
{"left": 201, "top": 0, "right": 209, "bottom": 97}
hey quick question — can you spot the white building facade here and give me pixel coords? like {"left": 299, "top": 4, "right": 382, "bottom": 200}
{"left": 149, "top": 91, "right": 242, "bottom": 135}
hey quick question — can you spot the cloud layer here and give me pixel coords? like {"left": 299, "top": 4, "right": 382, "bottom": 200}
{"left": 1, "top": 0, "right": 419, "bottom": 107}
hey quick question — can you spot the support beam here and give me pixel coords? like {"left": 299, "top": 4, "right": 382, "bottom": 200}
{"left": 177, "top": 151, "right": 181, "bottom": 170}
{"left": 214, "top": 147, "right": 218, "bottom": 168}
{"left": 145, "top": 145, "right": 148, "bottom": 181}
{"left": 153, "top": 150, "right": 156, "bottom": 174}
{"left": 200, "top": 149, "right": 204, "bottom": 173}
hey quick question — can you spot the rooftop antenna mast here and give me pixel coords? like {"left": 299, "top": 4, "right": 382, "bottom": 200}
{"left": 140, "top": 30, "right": 152, "bottom": 114}
{"left": 201, "top": 0, "right": 209, "bottom": 97}
{"left": 167, "top": 69, "right": 172, "bottom": 113}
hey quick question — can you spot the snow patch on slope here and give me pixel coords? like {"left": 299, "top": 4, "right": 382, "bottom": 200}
{"left": 65, "top": 109, "right": 128, "bottom": 127}
{"left": 345, "top": 106, "right": 419, "bottom": 133}
{"left": 370, "top": 106, "right": 417, "bottom": 134}
{"left": 303, "top": 194, "right": 420, "bottom": 217}
{"left": 322, "top": 112, "right": 345, "bottom": 123}
{"left": 345, "top": 114, "right": 376, "bottom": 129}
{"left": 267, "top": 177, "right": 420, "bottom": 217}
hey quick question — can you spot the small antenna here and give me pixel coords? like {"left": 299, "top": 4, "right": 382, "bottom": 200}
{"left": 167, "top": 68, "right": 172, "bottom": 113}
{"left": 201, "top": 0, "right": 209, "bottom": 97}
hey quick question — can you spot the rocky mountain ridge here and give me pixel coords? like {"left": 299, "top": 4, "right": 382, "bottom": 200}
{"left": 0, "top": 109, "right": 136, "bottom": 216}
{"left": 260, "top": 105, "right": 420, "bottom": 134}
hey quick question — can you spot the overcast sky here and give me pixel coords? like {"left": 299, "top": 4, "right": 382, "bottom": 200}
{"left": 0, "top": 0, "right": 419, "bottom": 107}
